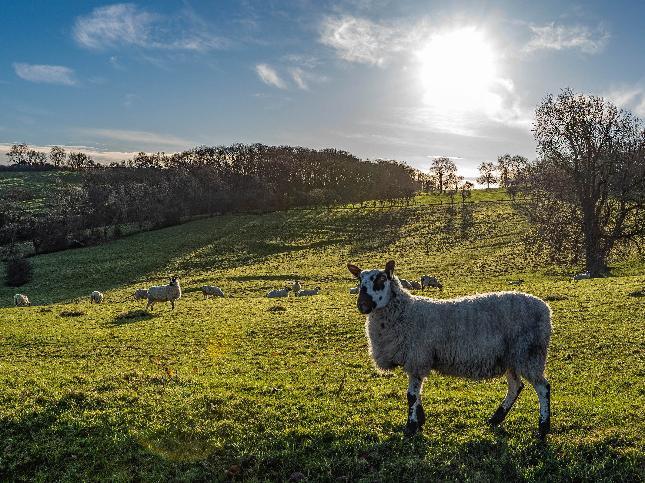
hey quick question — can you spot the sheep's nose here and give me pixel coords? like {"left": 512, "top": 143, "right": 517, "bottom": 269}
{"left": 357, "top": 290, "right": 375, "bottom": 314}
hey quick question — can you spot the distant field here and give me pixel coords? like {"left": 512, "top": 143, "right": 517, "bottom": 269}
{"left": 0, "top": 170, "right": 81, "bottom": 212}
{"left": 0, "top": 195, "right": 643, "bottom": 480}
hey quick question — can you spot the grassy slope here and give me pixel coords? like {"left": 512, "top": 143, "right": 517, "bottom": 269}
{"left": 0, "top": 171, "right": 80, "bottom": 213}
{"left": 0, "top": 192, "right": 643, "bottom": 481}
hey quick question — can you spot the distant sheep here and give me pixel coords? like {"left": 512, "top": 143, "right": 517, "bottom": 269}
{"left": 409, "top": 280, "right": 422, "bottom": 290}
{"left": 292, "top": 280, "right": 302, "bottom": 294}
{"left": 90, "top": 291, "right": 104, "bottom": 304}
{"left": 348, "top": 260, "right": 552, "bottom": 440}
{"left": 399, "top": 279, "right": 414, "bottom": 290}
{"left": 296, "top": 287, "right": 321, "bottom": 297}
{"left": 201, "top": 285, "right": 224, "bottom": 299}
{"left": 420, "top": 275, "right": 443, "bottom": 290}
{"left": 13, "top": 294, "right": 30, "bottom": 307}
{"left": 146, "top": 277, "right": 181, "bottom": 310}
{"left": 267, "top": 287, "right": 291, "bottom": 298}
{"left": 349, "top": 286, "right": 359, "bottom": 294}
{"left": 572, "top": 271, "right": 591, "bottom": 281}
{"left": 508, "top": 279, "right": 525, "bottom": 286}
{"left": 134, "top": 289, "right": 148, "bottom": 300}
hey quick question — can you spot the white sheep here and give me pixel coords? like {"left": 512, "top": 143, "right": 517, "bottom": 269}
{"left": 572, "top": 271, "right": 591, "bottom": 281}
{"left": 90, "top": 291, "right": 104, "bottom": 304}
{"left": 266, "top": 287, "right": 291, "bottom": 298}
{"left": 134, "top": 289, "right": 148, "bottom": 300}
{"left": 508, "top": 279, "right": 525, "bottom": 286}
{"left": 146, "top": 277, "right": 181, "bottom": 310}
{"left": 348, "top": 260, "right": 552, "bottom": 440}
{"left": 295, "top": 287, "right": 321, "bottom": 297}
{"left": 201, "top": 285, "right": 224, "bottom": 299}
{"left": 420, "top": 275, "right": 443, "bottom": 290}
{"left": 13, "top": 294, "right": 30, "bottom": 306}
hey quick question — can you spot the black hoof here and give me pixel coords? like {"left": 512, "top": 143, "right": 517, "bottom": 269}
{"left": 403, "top": 421, "right": 419, "bottom": 437}
{"left": 538, "top": 418, "right": 550, "bottom": 440}
{"left": 488, "top": 406, "right": 507, "bottom": 426}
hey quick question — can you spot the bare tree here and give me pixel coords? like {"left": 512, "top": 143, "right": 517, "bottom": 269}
{"left": 476, "top": 161, "right": 497, "bottom": 189}
{"left": 524, "top": 88, "right": 645, "bottom": 276}
{"left": 6, "top": 144, "right": 30, "bottom": 165}
{"left": 429, "top": 157, "right": 457, "bottom": 193}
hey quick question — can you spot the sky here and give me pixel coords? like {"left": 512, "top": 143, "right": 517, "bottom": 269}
{"left": 1, "top": 0, "right": 643, "bottom": 177}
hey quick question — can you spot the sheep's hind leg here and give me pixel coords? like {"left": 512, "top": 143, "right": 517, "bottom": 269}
{"left": 488, "top": 370, "right": 524, "bottom": 426}
{"left": 404, "top": 375, "right": 426, "bottom": 437}
{"left": 529, "top": 376, "right": 551, "bottom": 440}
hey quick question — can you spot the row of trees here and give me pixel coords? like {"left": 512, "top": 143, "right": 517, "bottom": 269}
{"left": 3, "top": 144, "right": 96, "bottom": 170}
{"left": 1, "top": 144, "right": 419, "bottom": 254}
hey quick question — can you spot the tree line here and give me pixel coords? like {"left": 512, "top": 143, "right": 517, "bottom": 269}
{"left": 1, "top": 143, "right": 419, "bottom": 255}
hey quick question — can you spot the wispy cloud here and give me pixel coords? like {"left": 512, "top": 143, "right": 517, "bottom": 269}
{"left": 73, "top": 3, "right": 228, "bottom": 52}
{"left": 78, "top": 128, "right": 194, "bottom": 148}
{"left": 320, "top": 16, "right": 396, "bottom": 66}
{"left": 13, "top": 63, "right": 77, "bottom": 86}
{"left": 605, "top": 84, "right": 645, "bottom": 117}
{"left": 255, "top": 64, "right": 287, "bottom": 89}
{"left": 524, "top": 22, "right": 609, "bottom": 54}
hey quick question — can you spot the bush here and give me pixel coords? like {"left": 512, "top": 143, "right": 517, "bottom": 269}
{"left": 5, "top": 256, "right": 33, "bottom": 287}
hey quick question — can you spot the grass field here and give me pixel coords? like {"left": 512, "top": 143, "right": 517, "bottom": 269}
{"left": 1, "top": 192, "right": 643, "bottom": 481}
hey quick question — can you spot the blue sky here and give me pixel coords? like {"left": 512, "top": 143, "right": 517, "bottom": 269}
{"left": 1, "top": 0, "right": 643, "bottom": 176}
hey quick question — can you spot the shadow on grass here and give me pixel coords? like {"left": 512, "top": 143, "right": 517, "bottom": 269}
{"left": 111, "top": 309, "right": 157, "bottom": 325}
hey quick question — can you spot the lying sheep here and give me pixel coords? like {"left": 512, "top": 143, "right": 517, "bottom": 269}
{"left": 90, "top": 291, "right": 104, "bottom": 304}
{"left": 134, "top": 289, "right": 148, "bottom": 300}
{"left": 348, "top": 260, "right": 552, "bottom": 440}
{"left": 267, "top": 287, "right": 291, "bottom": 298}
{"left": 146, "top": 277, "right": 181, "bottom": 310}
{"left": 201, "top": 285, "right": 224, "bottom": 299}
{"left": 508, "top": 279, "right": 525, "bottom": 286}
{"left": 420, "top": 275, "right": 443, "bottom": 290}
{"left": 409, "top": 280, "right": 422, "bottom": 290}
{"left": 572, "top": 271, "right": 591, "bottom": 281}
{"left": 296, "top": 287, "right": 321, "bottom": 297}
{"left": 399, "top": 279, "right": 414, "bottom": 290}
{"left": 13, "top": 294, "right": 30, "bottom": 307}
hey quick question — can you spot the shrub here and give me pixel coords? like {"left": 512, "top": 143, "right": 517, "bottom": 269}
{"left": 5, "top": 256, "right": 33, "bottom": 287}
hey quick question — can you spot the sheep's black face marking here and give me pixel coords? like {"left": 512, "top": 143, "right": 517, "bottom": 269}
{"left": 354, "top": 269, "right": 392, "bottom": 313}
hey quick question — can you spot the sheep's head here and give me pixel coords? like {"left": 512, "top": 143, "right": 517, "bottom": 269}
{"left": 169, "top": 277, "right": 179, "bottom": 286}
{"left": 347, "top": 260, "right": 395, "bottom": 314}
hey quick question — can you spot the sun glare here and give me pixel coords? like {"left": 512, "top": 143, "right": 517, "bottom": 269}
{"left": 417, "top": 27, "right": 502, "bottom": 115}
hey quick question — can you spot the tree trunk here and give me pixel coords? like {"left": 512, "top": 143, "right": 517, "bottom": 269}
{"left": 582, "top": 203, "right": 607, "bottom": 276}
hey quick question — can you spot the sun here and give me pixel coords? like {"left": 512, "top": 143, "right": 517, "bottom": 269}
{"left": 416, "top": 27, "right": 502, "bottom": 114}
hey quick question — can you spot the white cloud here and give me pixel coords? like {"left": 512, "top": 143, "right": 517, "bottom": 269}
{"left": 524, "top": 22, "right": 609, "bottom": 54}
{"left": 13, "top": 63, "right": 77, "bottom": 86}
{"left": 77, "top": 128, "right": 194, "bottom": 149}
{"left": 73, "top": 3, "right": 228, "bottom": 52}
{"left": 605, "top": 84, "right": 645, "bottom": 117}
{"left": 255, "top": 64, "right": 287, "bottom": 89}
{"left": 289, "top": 67, "right": 308, "bottom": 90}
{"left": 320, "top": 16, "right": 395, "bottom": 66}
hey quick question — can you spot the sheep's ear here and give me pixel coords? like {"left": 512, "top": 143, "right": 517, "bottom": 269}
{"left": 384, "top": 260, "right": 395, "bottom": 279}
{"left": 347, "top": 263, "right": 362, "bottom": 279}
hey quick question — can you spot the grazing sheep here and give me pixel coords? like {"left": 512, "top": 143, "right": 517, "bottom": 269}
{"left": 134, "top": 289, "right": 148, "bottom": 300}
{"left": 292, "top": 280, "right": 302, "bottom": 294}
{"left": 146, "top": 277, "right": 181, "bottom": 310}
{"left": 267, "top": 287, "right": 291, "bottom": 298}
{"left": 420, "top": 275, "right": 443, "bottom": 290}
{"left": 296, "top": 287, "right": 321, "bottom": 297}
{"left": 409, "top": 280, "right": 422, "bottom": 290}
{"left": 399, "top": 279, "right": 414, "bottom": 290}
{"left": 348, "top": 260, "right": 552, "bottom": 440}
{"left": 508, "top": 279, "right": 525, "bottom": 286}
{"left": 90, "top": 291, "right": 104, "bottom": 304}
{"left": 13, "top": 294, "right": 30, "bottom": 307}
{"left": 201, "top": 285, "right": 224, "bottom": 299}
{"left": 572, "top": 271, "right": 591, "bottom": 281}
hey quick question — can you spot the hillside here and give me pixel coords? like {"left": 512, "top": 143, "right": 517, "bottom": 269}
{"left": 0, "top": 195, "right": 643, "bottom": 481}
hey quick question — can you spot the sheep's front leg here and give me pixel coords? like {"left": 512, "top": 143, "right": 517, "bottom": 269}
{"left": 404, "top": 375, "right": 426, "bottom": 437}
{"left": 488, "top": 370, "right": 524, "bottom": 426}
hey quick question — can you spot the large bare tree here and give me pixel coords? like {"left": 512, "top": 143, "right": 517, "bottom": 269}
{"left": 476, "top": 161, "right": 497, "bottom": 189}
{"left": 429, "top": 157, "right": 457, "bottom": 193}
{"left": 525, "top": 88, "right": 644, "bottom": 275}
